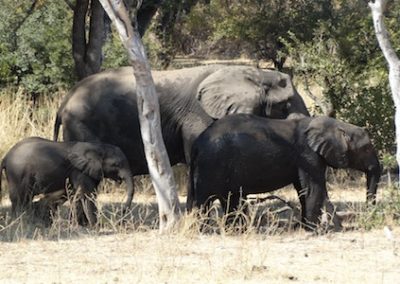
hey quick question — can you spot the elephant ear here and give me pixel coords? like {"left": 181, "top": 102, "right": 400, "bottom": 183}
{"left": 305, "top": 117, "right": 350, "bottom": 168}
{"left": 68, "top": 144, "right": 103, "bottom": 180}
{"left": 196, "top": 66, "right": 294, "bottom": 119}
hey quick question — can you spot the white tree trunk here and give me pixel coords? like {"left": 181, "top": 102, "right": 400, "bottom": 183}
{"left": 369, "top": 0, "right": 400, "bottom": 183}
{"left": 98, "top": 0, "right": 181, "bottom": 232}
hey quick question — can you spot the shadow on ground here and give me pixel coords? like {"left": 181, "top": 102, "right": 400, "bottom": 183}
{"left": 0, "top": 194, "right": 366, "bottom": 242}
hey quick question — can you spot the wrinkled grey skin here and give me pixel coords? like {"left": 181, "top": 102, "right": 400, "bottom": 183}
{"left": 188, "top": 115, "right": 381, "bottom": 228}
{"left": 0, "top": 137, "right": 134, "bottom": 226}
{"left": 53, "top": 65, "right": 309, "bottom": 179}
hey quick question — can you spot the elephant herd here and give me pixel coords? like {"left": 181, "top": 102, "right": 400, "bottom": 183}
{"left": 0, "top": 64, "right": 381, "bottom": 230}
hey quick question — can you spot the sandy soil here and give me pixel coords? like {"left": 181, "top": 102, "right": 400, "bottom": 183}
{"left": 0, "top": 227, "right": 399, "bottom": 283}
{"left": 0, "top": 184, "right": 399, "bottom": 284}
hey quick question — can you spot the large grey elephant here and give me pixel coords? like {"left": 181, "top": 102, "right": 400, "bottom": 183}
{"left": 0, "top": 137, "right": 134, "bottom": 225}
{"left": 188, "top": 115, "right": 381, "bottom": 228}
{"left": 54, "top": 65, "right": 309, "bottom": 178}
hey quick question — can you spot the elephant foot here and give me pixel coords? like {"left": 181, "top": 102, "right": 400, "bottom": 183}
{"left": 68, "top": 197, "right": 98, "bottom": 227}
{"left": 30, "top": 201, "right": 54, "bottom": 227}
{"left": 322, "top": 199, "right": 343, "bottom": 232}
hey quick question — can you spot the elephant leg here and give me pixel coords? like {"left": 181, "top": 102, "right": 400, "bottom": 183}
{"left": 323, "top": 198, "right": 342, "bottom": 231}
{"left": 293, "top": 180, "right": 307, "bottom": 225}
{"left": 32, "top": 200, "right": 53, "bottom": 225}
{"left": 76, "top": 190, "right": 98, "bottom": 227}
{"left": 298, "top": 169, "right": 326, "bottom": 230}
{"left": 10, "top": 192, "right": 31, "bottom": 218}
{"left": 298, "top": 171, "right": 342, "bottom": 231}
{"left": 222, "top": 191, "right": 248, "bottom": 231}
{"left": 222, "top": 191, "right": 241, "bottom": 214}
{"left": 197, "top": 195, "right": 216, "bottom": 216}
{"left": 186, "top": 190, "right": 194, "bottom": 213}
{"left": 34, "top": 190, "right": 68, "bottom": 225}
{"left": 191, "top": 179, "right": 217, "bottom": 215}
{"left": 70, "top": 172, "right": 99, "bottom": 226}
{"left": 9, "top": 181, "right": 33, "bottom": 218}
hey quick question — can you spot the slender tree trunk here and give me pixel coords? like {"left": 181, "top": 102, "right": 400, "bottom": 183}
{"left": 369, "top": 0, "right": 400, "bottom": 183}
{"left": 98, "top": 0, "right": 181, "bottom": 233}
{"left": 72, "top": 0, "right": 106, "bottom": 80}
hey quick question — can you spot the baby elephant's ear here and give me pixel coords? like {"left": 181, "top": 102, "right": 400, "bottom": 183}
{"left": 305, "top": 117, "right": 349, "bottom": 168}
{"left": 69, "top": 147, "right": 103, "bottom": 181}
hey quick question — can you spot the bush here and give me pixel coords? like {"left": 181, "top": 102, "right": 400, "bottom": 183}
{"left": 0, "top": 1, "right": 74, "bottom": 94}
{"left": 283, "top": 1, "right": 399, "bottom": 153}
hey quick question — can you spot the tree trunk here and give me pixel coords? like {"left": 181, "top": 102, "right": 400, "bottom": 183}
{"left": 98, "top": 0, "right": 181, "bottom": 233}
{"left": 72, "top": 0, "right": 106, "bottom": 80}
{"left": 369, "top": 0, "right": 400, "bottom": 182}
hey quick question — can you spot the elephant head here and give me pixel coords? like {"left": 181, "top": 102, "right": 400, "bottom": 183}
{"left": 68, "top": 143, "right": 134, "bottom": 208}
{"left": 305, "top": 116, "right": 381, "bottom": 203}
{"left": 196, "top": 65, "right": 309, "bottom": 120}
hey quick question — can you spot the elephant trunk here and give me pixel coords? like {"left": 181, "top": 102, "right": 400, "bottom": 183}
{"left": 120, "top": 170, "right": 134, "bottom": 208}
{"left": 366, "top": 161, "right": 381, "bottom": 205}
{"left": 349, "top": 145, "right": 381, "bottom": 205}
{"left": 365, "top": 155, "right": 381, "bottom": 205}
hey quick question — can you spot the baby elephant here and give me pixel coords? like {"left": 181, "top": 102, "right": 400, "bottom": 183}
{"left": 188, "top": 114, "right": 381, "bottom": 229}
{"left": 0, "top": 137, "right": 134, "bottom": 226}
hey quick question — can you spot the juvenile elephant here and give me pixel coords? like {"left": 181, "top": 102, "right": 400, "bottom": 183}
{"left": 53, "top": 65, "right": 309, "bottom": 178}
{"left": 0, "top": 137, "right": 134, "bottom": 225}
{"left": 188, "top": 115, "right": 381, "bottom": 228}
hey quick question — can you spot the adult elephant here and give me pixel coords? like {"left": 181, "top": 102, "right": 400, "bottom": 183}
{"left": 54, "top": 64, "right": 309, "bottom": 177}
{"left": 188, "top": 115, "right": 381, "bottom": 228}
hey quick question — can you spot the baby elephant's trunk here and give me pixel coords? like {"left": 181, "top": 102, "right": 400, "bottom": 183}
{"left": 366, "top": 163, "right": 381, "bottom": 205}
{"left": 120, "top": 170, "right": 134, "bottom": 209}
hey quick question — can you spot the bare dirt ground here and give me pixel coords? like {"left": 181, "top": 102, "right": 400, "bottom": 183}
{"left": 0, "top": 226, "right": 399, "bottom": 284}
{"left": 0, "top": 182, "right": 399, "bottom": 284}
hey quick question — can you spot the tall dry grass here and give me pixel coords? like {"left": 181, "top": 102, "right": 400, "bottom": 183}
{"left": 0, "top": 89, "right": 399, "bottom": 243}
{"left": 0, "top": 89, "right": 63, "bottom": 158}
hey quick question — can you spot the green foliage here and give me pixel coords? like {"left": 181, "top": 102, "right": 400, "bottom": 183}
{"left": 0, "top": 1, "right": 74, "bottom": 94}
{"left": 177, "top": 0, "right": 333, "bottom": 67}
{"left": 102, "top": 31, "right": 130, "bottom": 69}
{"left": 381, "top": 153, "right": 397, "bottom": 171}
{"left": 283, "top": 1, "right": 399, "bottom": 153}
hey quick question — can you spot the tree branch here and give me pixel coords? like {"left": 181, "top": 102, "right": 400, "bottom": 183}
{"left": 12, "top": 0, "right": 39, "bottom": 50}
{"left": 369, "top": 0, "right": 400, "bottom": 68}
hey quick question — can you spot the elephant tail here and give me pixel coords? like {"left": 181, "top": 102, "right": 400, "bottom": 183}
{"left": 53, "top": 112, "right": 62, "bottom": 141}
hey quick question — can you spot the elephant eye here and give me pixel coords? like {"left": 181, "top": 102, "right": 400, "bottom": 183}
{"left": 278, "top": 78, "right": 287, "bottom": 88}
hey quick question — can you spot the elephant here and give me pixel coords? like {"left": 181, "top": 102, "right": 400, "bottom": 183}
{"left": 53, "top": 64, "right": 309, "bottom": 180}
{"left": 187, "top": 114, "right": 381, "bottom": 228}
{"left": 0, "top": 137, "right": 134, "bottom": 225}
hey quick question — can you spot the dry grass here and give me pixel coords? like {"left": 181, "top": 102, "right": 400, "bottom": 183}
{"left": 0, "top": 188, "right": 399, "bottom": 283}
{"left": 0, "top": 89, "right": 63, "bottom": 158}
{"left": 1, "top": 90, "right": 400, "bottom": 283}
